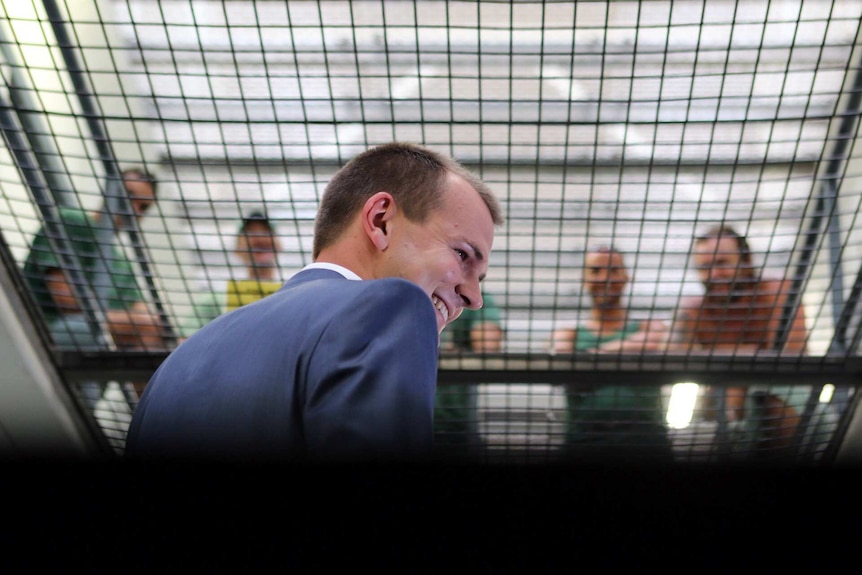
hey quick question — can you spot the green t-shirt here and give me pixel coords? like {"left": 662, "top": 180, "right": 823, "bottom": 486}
{"left": 566, "top": 320, "right": 667, "bottom": 434}
{"left": 435, "top": 293, "right": 502, "bottom": 443}
{"left": 23, "top": 207, "right": 142, "bottom": 321}
{"left": 439, "top": 292, "right": 502, "bottom": 351}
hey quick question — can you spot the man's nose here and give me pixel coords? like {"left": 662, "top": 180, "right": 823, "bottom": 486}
{"left": 457, "top": 279, "right": 484, "bottom": 310}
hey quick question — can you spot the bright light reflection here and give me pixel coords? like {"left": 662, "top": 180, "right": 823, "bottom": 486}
{"left": 819, "top": 384, "right": 835, "bottom": 404}
{"left": 666, "top": 383, "right": 700, "bottom": 429}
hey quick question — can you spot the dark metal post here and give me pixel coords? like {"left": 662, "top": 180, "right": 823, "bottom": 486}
{"left": 0, "top": 96, "right": 110, "bottom": 347}
{"left": 42, "top": 0, "right": 176, "bottom": 345}
{"left": 0, "top": 25, "right": 74, "bottom": 207}
{"left": 776, "top": 28, "right": 862, "bottom": 353}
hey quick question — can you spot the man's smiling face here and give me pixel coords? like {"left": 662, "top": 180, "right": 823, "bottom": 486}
{"left": 380, "top": 172, "right": 495, "bottom": 333}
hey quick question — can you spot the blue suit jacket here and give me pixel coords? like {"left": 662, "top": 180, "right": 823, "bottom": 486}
{"left": 125, "top": 269, "right": 439, "bottom": 461}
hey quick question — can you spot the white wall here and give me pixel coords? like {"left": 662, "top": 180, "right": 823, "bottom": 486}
{"left": 0, "top": 246, "right": 96, "bottom": 457}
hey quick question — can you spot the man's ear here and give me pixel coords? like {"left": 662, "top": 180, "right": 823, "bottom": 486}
{"left": 362, "top": 191, "right": 396, "bottom": 251}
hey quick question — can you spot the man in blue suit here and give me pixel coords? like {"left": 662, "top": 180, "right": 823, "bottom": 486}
{"left": 125, "top": 142, "right": 503, "bottom": 461}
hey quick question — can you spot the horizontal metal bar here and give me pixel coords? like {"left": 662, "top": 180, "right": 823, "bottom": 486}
{"left": 57, "top": 350, "right": 862, "bottom": 386}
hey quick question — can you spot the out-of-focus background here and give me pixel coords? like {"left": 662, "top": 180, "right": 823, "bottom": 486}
{"left": 1, "top": 0, "right": 862, "bottom": 465}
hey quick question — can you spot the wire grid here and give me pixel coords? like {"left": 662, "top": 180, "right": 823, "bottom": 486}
{"left": 82, "top": 378, "right": 850, "bottom": 463}
{"left": 0, "top": 0, "right": 860, "bottom": 462}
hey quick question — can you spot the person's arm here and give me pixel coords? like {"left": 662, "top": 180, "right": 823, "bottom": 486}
{"left": 45, "top": 266, "right": 156, "bottom": 344}
{"left": 750, "top": 279, "right": 809, "bottom": 444}
{"left": 667, "top": 298, "right": 764, "bottom": 356}
{"left": 665, "top": 299, "right": 705, "bottom": 354}
{"left": 769, "top": 278, "right": 808, "bottom": 354}
{"left": 304, "top": 279, "right": 438, "bottom": 461}
{"left": 594, "top": 319, "right": 669, "bottom": 353}
{"left": 44, "top": 267, "right": 82, "bottom": 314}
{"left": 468, "top": 293, "right": 503, "bottom": 352}
{"left": 45, "top": 266, "right": 165, "bottom": 351}
{"left": 550, "top": 327, "right": 577, "bottom": 354}
{"left": 105, "top": 301, "right": 165, "bottom": 350}
{"left": 724, "top": 280, "right": 808, "bottom": 425}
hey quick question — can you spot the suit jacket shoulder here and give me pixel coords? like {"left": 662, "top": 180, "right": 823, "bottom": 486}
{"left": 127, "top": 269, "right": 439, "bottom": 462}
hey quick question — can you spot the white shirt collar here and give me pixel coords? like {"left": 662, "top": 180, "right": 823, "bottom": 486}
{"left": 302, "top": 262, "right": 362, "bottom": 281}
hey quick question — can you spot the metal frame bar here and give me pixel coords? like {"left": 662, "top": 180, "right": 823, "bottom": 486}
{"left": 0, "top": 22, "right": 73, "bottom": 208}
{"left": 58, "top": 351, "right": 862, "bottom": 385}
{"left": 42, "top": 0, "right": 176, "bottom": 345}
{"left": 847, "top": 264, "right": 862, "bottom": 355}
{"left": 777, "top": 21, "right": 862, "bottom": 355}
{"left": 0, "top": 93, "right": 110, "bottom": 347}
{"left": 0, "top": 223, "right": 116, "bottom": 457}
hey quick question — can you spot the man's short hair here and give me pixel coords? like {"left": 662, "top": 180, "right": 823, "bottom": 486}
{"left": 585, "top": 244, "right": 626, "bottom": 267}
{"left": 312, "top": 142, "right": 503, "bottom": 259}
{"left": 122, "top": 167, "right": 158, "bottom": 196}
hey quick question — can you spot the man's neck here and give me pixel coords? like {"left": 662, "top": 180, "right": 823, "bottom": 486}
{"left": 303, "top": 261, "right": 363, "bottom": 281}
{"left": 313, "top": 248, "right": 370, "bottom": 280}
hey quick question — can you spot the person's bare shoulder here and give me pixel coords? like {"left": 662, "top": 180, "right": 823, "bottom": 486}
{"left": 757, "top": 276, "right": 784, "bottom": 290}
{"left": 676, "top": 295, "right": 704, "bottom": 318}
{"left": 775, "top": 277, "right": 797, "bottom": 296}
{"left": 755, "top": 277, "right": 791, "bottom": 305}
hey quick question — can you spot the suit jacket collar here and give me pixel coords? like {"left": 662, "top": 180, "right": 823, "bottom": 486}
{"left": 285, "top": 267, "right": 349, "bottom": 288}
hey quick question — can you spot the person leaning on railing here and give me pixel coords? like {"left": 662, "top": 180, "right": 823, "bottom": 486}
{"left": 668, "top": 224, "right": 810, "bottom": 453}
{"left": 23, "top": 168, "right": 167, "bottom": 398}
{"left": 550, "top": 245, "right": 674, "bottom": 463}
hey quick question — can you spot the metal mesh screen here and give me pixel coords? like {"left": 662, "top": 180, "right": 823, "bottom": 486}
{"left": 0, "top": 0, "right": 861, "bottom": 463}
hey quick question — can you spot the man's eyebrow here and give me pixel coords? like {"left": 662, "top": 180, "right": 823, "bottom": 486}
{"left": 467, "top": 241, "right": 487, "bottom": 282}
{"left": 467, "top": 241, "right": 485, "bottom": 263}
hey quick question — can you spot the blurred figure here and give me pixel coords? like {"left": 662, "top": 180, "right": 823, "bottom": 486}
{"left": 235, "top": 210, "right": 281, "bottom": 281}
{"left": 24, "top": 167, "right": 164, "bottom": 352}
{"left": 23, "top": 167, "right": 165, "bottom": 400}
{"left": 672, "top": 225, "right": 809, "bottom": 453}
{"left": 435, "top": 290, "right": 504, "bottom": 459}
{"left": 551, "top": 246, "right": 673, "bottom": 462}
{"left": 180, "top": 211, "right": 282, "bottom": 337}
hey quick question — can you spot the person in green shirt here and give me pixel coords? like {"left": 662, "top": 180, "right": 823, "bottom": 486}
{"left": 23, "top": 168, "right": 165, "bottom": 400}
{"left": 180, "top": 211, "right": 282, "bottom": 338}
{"left": 550, "top": 245, "right": 674, "bottom": 463}
{"left": 435, "top": 291, "right": 503, "bottom": 459}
